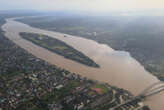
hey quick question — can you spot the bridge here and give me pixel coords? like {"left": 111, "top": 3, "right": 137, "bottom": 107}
{"left": 110, "top": 81, "right": 164, "bottom": 110}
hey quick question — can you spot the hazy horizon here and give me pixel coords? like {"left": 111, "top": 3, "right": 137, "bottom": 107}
{"left": 1, "top": 0, "right": 164, "bottom": 13}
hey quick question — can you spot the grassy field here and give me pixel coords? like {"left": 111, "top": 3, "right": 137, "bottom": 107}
{"left": 91, "top": 84, "right": 109, "bottom": 94}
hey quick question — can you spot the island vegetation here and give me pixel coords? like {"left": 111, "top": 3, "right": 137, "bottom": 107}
{"left": 20, "top": 32, "right": 99, "bottom": 68}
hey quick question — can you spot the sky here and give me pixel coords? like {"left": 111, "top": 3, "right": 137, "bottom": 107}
{"left": 0, "top": 0, "right": 164, "bottom": 12}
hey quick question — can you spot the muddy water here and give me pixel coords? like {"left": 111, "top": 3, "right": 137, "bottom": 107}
{"left": 2, "top": 18, "right": 164, "bottom": 110}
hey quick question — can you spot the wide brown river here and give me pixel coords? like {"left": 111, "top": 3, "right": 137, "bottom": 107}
{"left": 2, "top": 18, "right": 164, "bottom": 110}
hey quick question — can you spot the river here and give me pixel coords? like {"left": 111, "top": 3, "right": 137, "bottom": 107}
{"left": 2, "top": 17, "right": 164, "bottom": 110}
